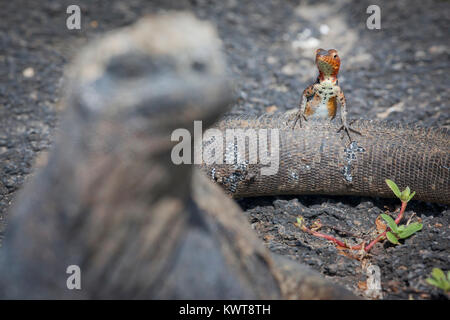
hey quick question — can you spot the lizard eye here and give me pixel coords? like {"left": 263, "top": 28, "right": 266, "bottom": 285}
{"left": 333, "top": 54, "right": 338, "bottom": 58}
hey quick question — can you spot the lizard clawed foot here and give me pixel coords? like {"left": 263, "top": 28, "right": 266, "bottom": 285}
{"left": 289, "top": 112, "right": 307, "bottom": 130}
{"left": 337, "top": 120, "right": 361, "bottom": 142}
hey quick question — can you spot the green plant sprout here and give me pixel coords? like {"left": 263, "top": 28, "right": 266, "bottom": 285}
{"left": 378, "top": 179, "right": 422, "bottom": 245}
{"left": 385, "top": 179, "right": 416, "bottom": 203}
{"left": 380, "top": 213, "right": 422, "bottom": 245}
{"left": 295, "top": 179, "right": 423, "bottom": 253}
{"left": 426, "top": 268, "right": 450, "bottom": 292}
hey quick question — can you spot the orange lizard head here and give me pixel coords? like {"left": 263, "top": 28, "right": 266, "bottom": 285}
{"left": 315, "top": 48, "right": 340, "bottom": 81}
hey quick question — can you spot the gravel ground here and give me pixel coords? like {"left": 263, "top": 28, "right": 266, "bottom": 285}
{"left": 0, "top": 0, "right": 448, "bottom": 299}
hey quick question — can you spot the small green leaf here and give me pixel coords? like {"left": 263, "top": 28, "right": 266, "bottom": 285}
{"left": 398, "top": 225, "right": 406, "bottom": 232}
{"left": 432, "top": 268, "right": 446, "bottom": 281}
{"left": 398, "top": 222, "right": 423, "bottom": 239}
{"left": 386, "top": 231, "right": 399, "bottom": 244}
{"left": 386, "top": 179, "right": 402, "bottom": 199}
{"left": 426, "top": 278, "right": 441, "bottom": 288}
{"left": 407, "top": 191, "right": 416, "bottom": 202}
{"left": 400, "top": 187, "right": 410, "bottom": 202}
{"left": 381, "top": 214, "right": 398, "bottom": 233}
{"left": 427, "top": 268, "right": 450, "bottom": 292}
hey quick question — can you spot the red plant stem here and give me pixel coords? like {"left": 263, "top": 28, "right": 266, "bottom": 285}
{"left": 364, "top": 231, "right": 387, "bottom": 252}
{"left": 300, "top": 227, "right": 364, "bottom": 250}
{"left": 299, "top": 200, "right": 408, "bottom": 253}
{"left": 364, "top": 201, "right": 407, "bottom": 252}
{"left": 395, "top": 201, "right": 407, "bottom": 224}
{"left": 301, "top": 227, "right": 347, "bottom": 247}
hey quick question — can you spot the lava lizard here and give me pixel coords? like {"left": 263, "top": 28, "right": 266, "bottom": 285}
{"left": 291, "top": 48, "right": 360, "bottom": 141}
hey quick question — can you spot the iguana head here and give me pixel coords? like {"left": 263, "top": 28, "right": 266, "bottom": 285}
{"left": 66, "top": 12, "right": 232, "bottom": 136}
{"left": 315, "top": 48, "right": 340, "bottom": 82}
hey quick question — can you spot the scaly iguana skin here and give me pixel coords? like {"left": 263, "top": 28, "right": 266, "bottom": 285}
{"left": 0, "top": 13, "right": 355, "bottom": 299}
{"left": 202, "top": 114, "right": 450, "bottom": 204}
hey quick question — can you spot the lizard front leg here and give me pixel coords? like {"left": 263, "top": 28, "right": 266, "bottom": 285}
{"left": 335, "top": 86, "right": 360, "bottom": 142}
{"left": 291, "top": 84, "right": 316, "bottom": 129}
